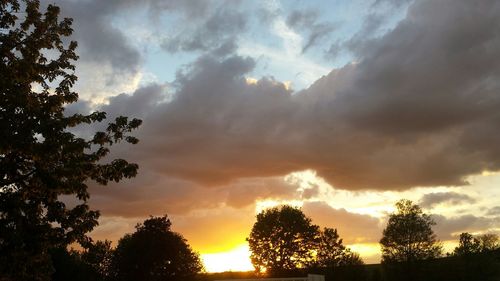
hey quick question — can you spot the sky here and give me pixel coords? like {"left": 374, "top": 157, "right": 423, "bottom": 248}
{"left": 44, "top": 0, "right": 500, "bottom": 272}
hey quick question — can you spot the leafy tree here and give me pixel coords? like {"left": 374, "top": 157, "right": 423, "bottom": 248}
{"left": 454, "top": 232, "right": 500, "bottom": 256}
{"left": 0, "top": 1, "right": 141, "bottom": 280}
{"left": 51, "top": 241, "right": 113, "bottom": 281}
{"left": 450, "top": 232, "right": 500, "bottom": 281}
{"left": 110, "top": 215, "right": 204, "bottom": 281}
{"left": 247, "top": 205, "right": 320, "bottom": 273}
{"left": 453, "top": 232, "right": 481, "bottom": 256}
{"left": 316, "top": 227, "right": 364, "bottom": 267}
{"left": 247, "top": 206, "right": 364, "bottom": 273}
{"left": 51, "top": 247, "right": 104, "bottom": 281}
{"left": 477, "top": 233, "right": 500, "bottom": 252}
{"left": 337, "top": 249, "right": 364, "bottom": 267}
{"left": 81, "top": 240, "right": 114, "bottom": 279}
{"left": 380, "top": 199, "right": 442, "bottom": 263}
{"left": 316, "top": 227, "right": 346, "bottom": 267}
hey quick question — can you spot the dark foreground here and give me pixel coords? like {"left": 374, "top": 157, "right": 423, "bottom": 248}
{"left": 201, "top": 250, "right": 500, "bottom": 281}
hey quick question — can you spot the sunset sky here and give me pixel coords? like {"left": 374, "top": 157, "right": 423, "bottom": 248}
{"left": 48, "top": 0, "right": 500, "bottom": 272}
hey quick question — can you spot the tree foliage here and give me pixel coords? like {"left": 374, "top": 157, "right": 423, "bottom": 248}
{"left": 247, "top": 205, "right": 362, "bottom": 274}
{"left": 453, "top": 232, "right": 500, "bottom": 256}
{"left": 247, "top": 205, "right": 319, "bottom": 273}
{"left": 80, "top": 240, "right": 114, "bottom": 280}
{"left": 51, "top": 247, "right": 102, "bottom": 281}
{"left": 380, "top": 200, "right": 442, "bottom": 263}
{"left": 316, "top": 227, "right": 363, "bottom": 267}
{"left": 110, "top": 215, "right": 204, "bottom": 281}
{"left": 477, "top": 233, "right": 500, "bottom": 252}
{"left": 316, "top": 227, "right": 346, "bottom": 267}
{"left": 0, "top": 1, "right": 141, "bottom": 280}
{"left": 453, "top": 232, "right": 481, "bottom": 256}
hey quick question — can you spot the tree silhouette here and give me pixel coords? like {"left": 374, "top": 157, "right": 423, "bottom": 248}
{"left": 110, "top": 215, "right": 203, "bottom": 281}
{"left": 380, "top": 200, "right": 442, "bottom": 263}
{"left": 0, "top": 1, "right": 141, "bottom": 280}
{"left": 477, "top": 233, "right": 500, "bottom": 252}
{"left": 316, "top": 227, "right": 346, "bottom": 267}
{"left": 51, "top": 247, "right": 102, "bottom": 281}
{"left": 315, "top": 227, "right": 363, "bottom": 267}
{"left": 454, "top": 232, "right": 499, "bottom": 256}
{"left": 80, "top": 240, "right": 114, "bottom": 280}
{"left": 247, "top": 205, "right": 319, "bottom": 273}
{"left": 247, "top": 205, "right": 363, "bottom": 274}
{"left": 453, "top": 232, "right": 481, "bottom": 256}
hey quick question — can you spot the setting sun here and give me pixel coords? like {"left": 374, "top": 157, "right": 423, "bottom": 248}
{"left": 201, "top": 244, "right": 254, "bottom": 272}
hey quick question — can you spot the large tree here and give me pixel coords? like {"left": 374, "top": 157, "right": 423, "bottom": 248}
{"left": 380, "top": 199, "right": 442, "bottom": 263}
{"left": 247, "top": 205, "right": 320, "bottom": 273}
{"left": 0, "top": 1, "right": 141, "bottom": 280}
{"left": 110, "top": 216, "right": 203, "bottom": 281}
{"left": 247, "top": 205, "right": 362, "bottom": 273}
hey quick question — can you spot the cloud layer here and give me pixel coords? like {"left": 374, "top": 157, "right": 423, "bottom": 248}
{"left": 97, "top": 0, "right": 500, "bottom": 191}
{"left": 420, "top": 192, "right": 476, "bottom": 209}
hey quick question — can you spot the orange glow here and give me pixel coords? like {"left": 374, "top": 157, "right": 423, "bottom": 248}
{"left": 201, "top": 243, "right": 254, "bottom": 272}
{"left": 201, "top": 242, "right": 384, "bottom": 272}
{"left": 347, "top": 243, "right": 381, "bottom": 264}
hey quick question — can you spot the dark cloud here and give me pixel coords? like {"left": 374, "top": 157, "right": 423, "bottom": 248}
{"left": 48, "top": 0, "right": 221, "bottom": 69}
{"left": 88, "top": 170, "right": 300, "bottom": 218}
{"left": 161, "top": 4, "right": 247, "bottom": 54}
{"left": 341, "top": 0, "right": 413, "bottom": 60}
{"left": 78, "top": 0, "right": 500, "bottom": 199}
{"left": 223, "top": 178, "right": 301, "bottom": 209}
{"left": 372, "top": 0, "right": 413, "bottom": 9}
{"left": 148, "top": 0, "right": 213, "bottom": 19}
{"left": 343, "top": 12, "right": 385, "bottom": 56}
{"left": 486, "top": 207, "right": 500, "bottom": 217}
{"left": 302, "top": 202, "right": 381, "bottom": 243}
{"left": 324, "top": 41, "right": 342, "bottom": 60}
{"left": 88, "top": 172, "right": 222, "bottom": 217}
{"left": 286, "top": 9, "right": 336, "bottom": 53}
{"left": 432, "top": 214, "right": 499, "bottom": 240}
{"left": 108, "top": 55, "right": 301, "bottom": 188}
{"left": 45, "top": 0, "right": 142, "bottom": 76}
{"left": 210, "top": 40, "right": 239, "bottom": 58}
{"left": 420, "top": 192, "right": 476, "bottom": 209}
{"left": 43, "top": 0, "right": 230, "bottom": 92}
{"left": 64, "top": 100, "right": 92, "bottom": 116}
{"left": 301, "top": 0, "right": 500, "bottom": 188}
{"left": 101, "top": 84, "right": 166, "bottom": 118}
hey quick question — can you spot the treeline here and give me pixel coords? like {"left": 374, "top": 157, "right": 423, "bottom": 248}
{"left": 46, "top": 201, "right": 500, "bottom": 281}
{"left": 373, "top": 201, "right": 500, "bottom": 281}
{"left": 243, "top": 201, "right": 500, "bottom": 281}
{"left": 49, "top": 216, "right": 203, "bottom": 281}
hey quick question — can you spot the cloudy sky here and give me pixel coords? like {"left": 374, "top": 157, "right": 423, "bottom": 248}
{"left": 49, "top": 0, "right": 500, "bottom": 271}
